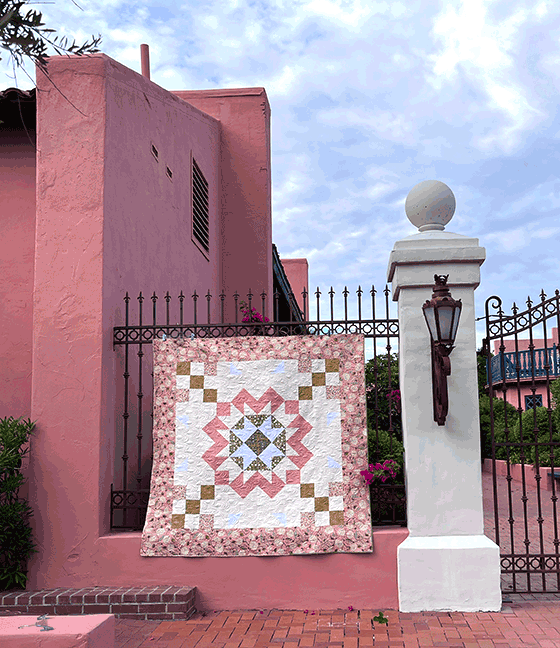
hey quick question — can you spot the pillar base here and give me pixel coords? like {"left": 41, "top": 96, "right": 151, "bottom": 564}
{"left": 398, "top": 534, "right": 501, "bottom": 612}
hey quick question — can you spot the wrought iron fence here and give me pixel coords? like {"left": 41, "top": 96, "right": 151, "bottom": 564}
{"left": 111, "top": 286, "right": 404, "bottom": 531}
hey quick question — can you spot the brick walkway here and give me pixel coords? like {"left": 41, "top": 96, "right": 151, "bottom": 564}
{"left": 115, "top": 596, "right": 560, "bottom": 647}
{"left": 482, "top": 468, "right": 560, "bottom": 593}
{"left": 114, "top": 470, "right": 560, "bottom": 646}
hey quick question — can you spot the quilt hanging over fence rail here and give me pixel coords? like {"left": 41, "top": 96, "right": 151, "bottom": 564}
{"left": 140, "top": 333, "right": 373, "bottom": 557}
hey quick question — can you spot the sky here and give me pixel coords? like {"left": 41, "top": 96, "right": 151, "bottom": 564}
{"left": 2, "top": 0, "right": 560, "bottom": 355}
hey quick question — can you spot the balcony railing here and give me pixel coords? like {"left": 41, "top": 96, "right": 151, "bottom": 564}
{"left": 489, "top": 344, "right": 560, "bottom": 384}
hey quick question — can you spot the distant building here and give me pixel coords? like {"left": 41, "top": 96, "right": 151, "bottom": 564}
{"left": 489, "top": 327, "right": 560, "bottom": 410}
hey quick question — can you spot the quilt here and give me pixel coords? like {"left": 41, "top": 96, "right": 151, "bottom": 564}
{"left": 140, "top": 333, "right": 373, "bottom": 557}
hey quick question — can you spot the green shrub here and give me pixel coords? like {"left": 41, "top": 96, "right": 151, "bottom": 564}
{"left": 364, "top": 354, "right": 405, "bottom": 524}
{"left": 365, "top": 425, "right": 406, "bottom": 524}
{"left": 479, "top": 394, "right": 518, "bottom": 461}
{"left": 503, "top": 406, "right": 560, "bottom": 466}
{"left": 365, "top": 354, "right": 401, "bottom": 442}
{"left": 0, "top": 416, "right": 38, "bottom": 591}
{"left": 550, "top": 378, "right": 560, "bottom": 433}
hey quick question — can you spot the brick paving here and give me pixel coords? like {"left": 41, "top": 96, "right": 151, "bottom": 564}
{"left": 114, "top": 598, "right": 560, "bottom": 647}
{"left": 113, "top": 470, "right": 560, "bottom": 647}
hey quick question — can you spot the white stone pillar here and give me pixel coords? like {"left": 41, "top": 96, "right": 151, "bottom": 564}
{"left": 387, "top": 180, "right": 501, "bottom": 612}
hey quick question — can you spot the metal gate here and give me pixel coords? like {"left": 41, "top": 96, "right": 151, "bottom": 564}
{"left": 482, "top": 289, "right": 560, "bottom": 593}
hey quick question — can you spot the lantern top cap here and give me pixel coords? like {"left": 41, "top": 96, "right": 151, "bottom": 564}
{"left": 430, "top": 274, "right": 454, "bottom": 300}
{"left": 405, "top": 180, "right": 456, "bottom": 232}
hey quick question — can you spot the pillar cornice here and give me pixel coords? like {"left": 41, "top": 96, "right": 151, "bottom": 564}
{"left": 387, "top": 231, "right": 486, "bottom": 300}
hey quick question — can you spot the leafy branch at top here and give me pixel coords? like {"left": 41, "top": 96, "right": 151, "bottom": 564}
{"left": 0, "top": 0, "right": 102, "bottom": 80}
{"left": 0, "top": 1, "right": 103, "bottom": 142}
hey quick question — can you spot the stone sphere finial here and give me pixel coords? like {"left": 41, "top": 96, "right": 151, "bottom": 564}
{"left": 405, "top": 180, "right": 456, "bottom": 232}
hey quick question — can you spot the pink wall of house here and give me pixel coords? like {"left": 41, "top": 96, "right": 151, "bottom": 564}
{"left": 494, "top": 383, "right": 556, "bottom": 410}
{"left": 89, "top": 527, "right": 409, "bottom": 611}
{"left": 171, "top": 88, "right": 273, "bottom": 323}
{"left": 15, "top": 52, "right": 267, "bottom": 597}
{"left": 281, "top": 258, "right": 309, "bottom": 316}
{"left": 0, "top": 129, "right": 36, "bottom": 424}
{"left": 0, "top": 53, "right": 404, "bottom": 612}
{"left": 493, "top": 327, "right": 559, "bottom": 354}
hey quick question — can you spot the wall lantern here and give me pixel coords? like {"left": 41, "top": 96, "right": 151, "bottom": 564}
{"left": 422, "top": 274, "right": 462, "bottom": 426}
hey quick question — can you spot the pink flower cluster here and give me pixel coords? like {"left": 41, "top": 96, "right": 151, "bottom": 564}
{"left": 360, "top": 459, "right": 397, "bottom": 484}
{"left": 239, "top": 300, "right": 270, "bottom": 324}
{"left": 387, "top": 389, "right": 401, "bottom": 414}
{"left": 364, "top": 386, "right": 400, "bottom": 401}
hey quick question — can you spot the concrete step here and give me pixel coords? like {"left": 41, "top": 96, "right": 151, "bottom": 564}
{"left": 0, "top": 613, "right": 114, "bottom": 648}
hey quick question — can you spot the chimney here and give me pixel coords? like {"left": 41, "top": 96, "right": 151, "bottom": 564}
{"left": 140, "top": 44, "right": 150, "bottom": 80}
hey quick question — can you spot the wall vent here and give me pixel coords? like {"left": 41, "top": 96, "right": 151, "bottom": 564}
{"left": 166, "top": 166, "right": 173, "bottom": 180}
{"left": 192, "top": 158, "right": 209, "bottom": 252}
{"left": 151, "top": 144, "right": 159, "bottom": 160}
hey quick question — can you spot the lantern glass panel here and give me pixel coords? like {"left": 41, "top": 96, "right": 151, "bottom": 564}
{"left": 451, "top": 304, "right": 462, "bottom": 342}
{"left": 423, "top": 306, "right": 437, "bottom": 341}
{"left": 437, "top": 306, "right": 454, "bottom": 342}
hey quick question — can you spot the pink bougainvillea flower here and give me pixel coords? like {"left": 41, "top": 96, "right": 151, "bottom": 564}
{"left": 361, "top": 459, "right": 398, "bottom": 485}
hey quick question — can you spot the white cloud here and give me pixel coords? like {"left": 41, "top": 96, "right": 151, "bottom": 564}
{"left": 303, "top": 0, "right": 376, "bottom": 30}
{"left": 267, "top": 64, "right": 307, "bottom": 96}
{"left": 316, "top": 108, "right": 416, "bottom": 144}
{"left": 485, "top": 227, "right": 535, "bottom": 252}
{"left": 425, "top": 0, "right": 549, "bottom": 153}
{"left": 200, "top": 16, "right": 219, "bottom": 30}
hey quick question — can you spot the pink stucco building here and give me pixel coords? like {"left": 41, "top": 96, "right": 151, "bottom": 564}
{"left": 1, "top": 52, "right": 308, "bottom": 425}
{"left": 490, "top": 328, "right": 560, "bottom": 409}
{"left": 0, "top": 50, "right": 407, "bottom": 612}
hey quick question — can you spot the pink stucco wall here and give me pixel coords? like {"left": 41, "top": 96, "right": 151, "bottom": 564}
{"left": 494, "top": 382, "right": 557, "bottom": 410}
{"left": 0, "top": 52, "right": 405, "bottom": 611}
{"left": 0, "top": 129, "right": 36, "bottom": 423}
{"left": 27, "top": 52, "right": 224, "bottom": 557}
{"left": 172, "top": 88, "right": 273, "bottom": 323}
{"left": 483, "top": 459, "right": 558, "bottom": 492}
{"left": 281, "top": 258, "right": 309, "bottom": 316}
{"left": 92, "top": 527, "right": 408, "bottom": 611}
{"left": 493, "top": 327, "right": 559, "bottom": 354}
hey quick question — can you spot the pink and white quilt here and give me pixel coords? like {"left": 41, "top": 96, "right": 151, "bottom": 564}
{"left": 140, "top": 333, "right": 373, "bottom": 557}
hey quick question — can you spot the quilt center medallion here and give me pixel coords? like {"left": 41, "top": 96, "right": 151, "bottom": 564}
{"left": 230, "top": 413, "right": 286, "bottom": 471}
{"left": 203, "top": 385, "right": 314, "bottom": 500}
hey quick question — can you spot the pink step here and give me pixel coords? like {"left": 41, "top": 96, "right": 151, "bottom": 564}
{"left": 0, "top": 613, "right": 114, "bottom": 648}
